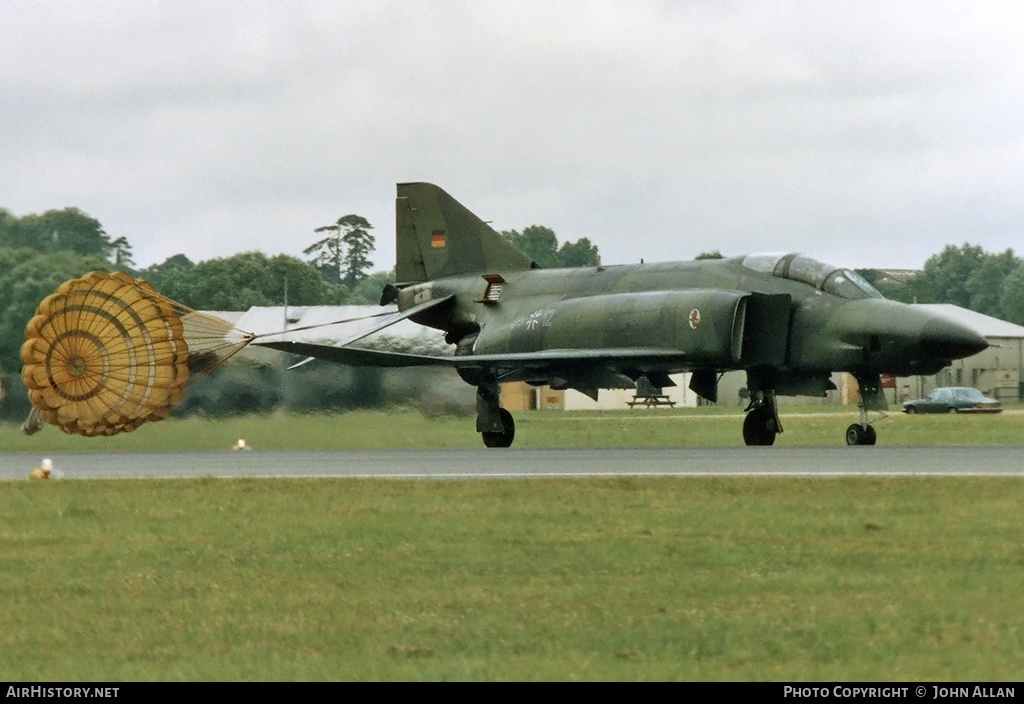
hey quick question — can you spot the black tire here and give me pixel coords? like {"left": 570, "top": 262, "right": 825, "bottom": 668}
{"left": 846, "top": 424, "right": 863, "bottom": 445}
{"left": 846, "top": 424, "right": 877, "bottom": 446}
{"left": 743, "top": 406, "right": 777, "bottom": 446}
{"left": 947, "top": 407, "right": 958, "bottom": 414}
{"left": 904, "top": 406, "right": 917, "bottom": 414}
{"left": 863, "top": 424, "right": 877, "bottom": 445}
{"left": 482, "top": 408, "right": 515, "bottom": 448}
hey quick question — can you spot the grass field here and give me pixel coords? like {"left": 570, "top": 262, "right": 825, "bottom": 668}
{"left": 1, "top": 404, "right": 1022, "bottom": 452}
{"left": 2, "top": 476, "right": 1022, "bottom": 681}
{"left": 1, "top": 408, "right": 1022, "bottom": 681}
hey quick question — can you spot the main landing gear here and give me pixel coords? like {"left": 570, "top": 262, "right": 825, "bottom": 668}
{"left": 743, "top": 390, "right": 782, "bottom": 446}
{"left": 482, "top": 408, "right": 515, "bottom": 448}
{"left": 476, "top": 372, "right": 514, "bottom": 448}
{"left": 845, "top": 397, "right": 878, "bottom": 446}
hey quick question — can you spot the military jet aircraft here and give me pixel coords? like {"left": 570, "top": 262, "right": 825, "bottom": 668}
{"left": 256, "top": 182, "right": 988, "bottom": 447}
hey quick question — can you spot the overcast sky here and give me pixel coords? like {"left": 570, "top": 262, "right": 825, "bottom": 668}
{"left": 2, "top": 0, "right": 1022, "bottom": 274}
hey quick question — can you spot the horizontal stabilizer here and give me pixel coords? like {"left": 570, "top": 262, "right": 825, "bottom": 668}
{"left": 252, "top": 295, "right": 453, "bottom": 351}
{"left": 332, "top": 295, "right": 452, "bottom": 348}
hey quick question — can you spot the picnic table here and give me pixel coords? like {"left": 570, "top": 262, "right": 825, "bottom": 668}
{"left": 627, "top": 394, "right": 676, "bottom": 408}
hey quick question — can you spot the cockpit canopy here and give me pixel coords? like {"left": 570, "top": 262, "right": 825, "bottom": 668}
{"left": 738, "top": 253, "right": 883, "bottom": 300}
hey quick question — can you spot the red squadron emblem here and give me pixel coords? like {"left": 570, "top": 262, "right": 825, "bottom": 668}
{"left": 688, "top": 308, "right": 701, "bottom": 329}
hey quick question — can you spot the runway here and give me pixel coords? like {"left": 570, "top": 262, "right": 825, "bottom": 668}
{"left": 2, "top": 446, "right": 1022, "bottom": 480}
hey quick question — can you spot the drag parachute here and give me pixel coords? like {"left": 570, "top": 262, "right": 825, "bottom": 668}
{"left": 21, "top": 271, "right": 253, "bottom": 437}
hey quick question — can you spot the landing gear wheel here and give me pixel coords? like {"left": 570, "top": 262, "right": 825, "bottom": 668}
{"left": 482, "top": 408, "right": 515, "bottom": 448}
{"left": 743, "top": 406, "right": 778, "bottom": 446}
{"left": 845, "top": 424, "right": 877, "bottom": 446}
{"left": 865, "top": 425, "right": 877, "bottom": 445}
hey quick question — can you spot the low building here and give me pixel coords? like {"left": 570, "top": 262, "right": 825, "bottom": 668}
{"left": 500, "top": 383, "right": 566, "bottom": 411}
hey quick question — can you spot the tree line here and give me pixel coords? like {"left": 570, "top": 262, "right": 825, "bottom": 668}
{"left": 500, "top": 226, "right": 601, "bottom": 267}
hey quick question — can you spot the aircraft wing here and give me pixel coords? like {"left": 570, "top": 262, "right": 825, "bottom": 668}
{"left": 253, "top": 340, "right": 690, "bottom": 371}
{"left": 448, "top": 347, "right": 689, "bottom": 369}
{"left": 253, "top": 340, "right": 457, "bottom": 367}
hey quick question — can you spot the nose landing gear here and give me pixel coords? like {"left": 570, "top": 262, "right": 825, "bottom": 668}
{"left": 845, "top": 421, "right": 877, "bottom": 446}
{"left": 847, "top": 373, "right": 883, "bottom": 446}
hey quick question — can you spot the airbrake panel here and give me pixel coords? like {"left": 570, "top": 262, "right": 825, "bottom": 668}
{"left": 739, "top": 293, "right": 791, "bottom": 368}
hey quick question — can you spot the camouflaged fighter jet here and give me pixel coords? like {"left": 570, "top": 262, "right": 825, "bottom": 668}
{"left": 255, "top": 182, "right": 988, "bottom": 447}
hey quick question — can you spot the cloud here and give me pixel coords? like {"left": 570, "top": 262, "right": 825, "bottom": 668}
{"left": 2, "top": 0, "right": 1023, "bottom": 273}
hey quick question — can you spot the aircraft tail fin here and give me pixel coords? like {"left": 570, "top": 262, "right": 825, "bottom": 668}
{"left": 395, "top": 182, "right": 536, "bottom": 282}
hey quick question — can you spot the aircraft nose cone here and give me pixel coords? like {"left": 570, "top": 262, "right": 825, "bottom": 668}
{"left": 920, "top": 316, "right": 988, "bottom": 360}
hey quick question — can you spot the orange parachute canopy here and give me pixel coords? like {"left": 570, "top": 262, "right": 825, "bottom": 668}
{"left": 21, "top": 271, "right": 252, "bottom": 437}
